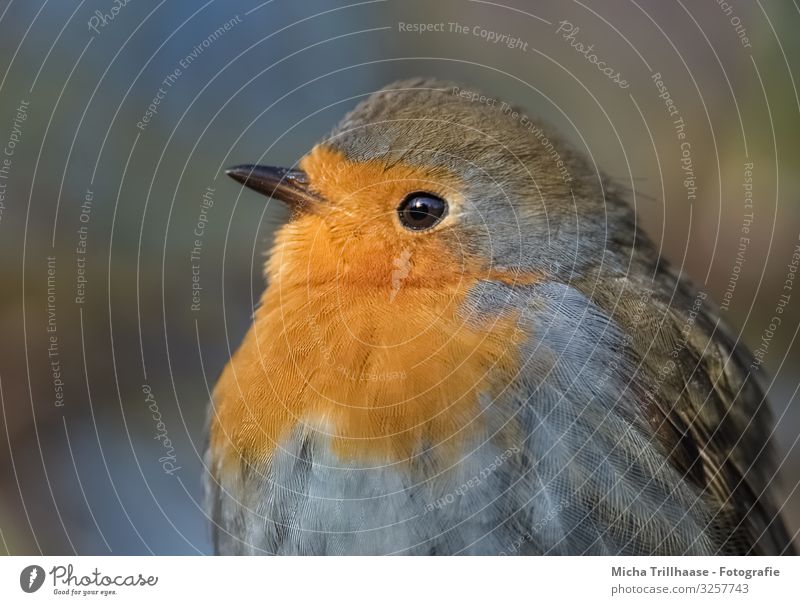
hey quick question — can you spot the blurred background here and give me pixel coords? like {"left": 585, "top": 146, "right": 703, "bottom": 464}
{"left": 0, "top": 0, "right": 798, "bottom": 554}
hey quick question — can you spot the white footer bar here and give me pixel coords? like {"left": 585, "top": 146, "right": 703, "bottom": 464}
{"left": 0, "top": 556, "right": 795, "bottom": 603}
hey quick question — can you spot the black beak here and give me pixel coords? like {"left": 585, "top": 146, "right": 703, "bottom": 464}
{"left": 225, "top": 164, "right": 320, "bottom": 212}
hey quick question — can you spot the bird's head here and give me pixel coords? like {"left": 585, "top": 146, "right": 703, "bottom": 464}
{"left": 218, "top": 79, "right": 637, "bottom": 462}
{"left": 227, "top": 78, "right": 631, "bottom": 295}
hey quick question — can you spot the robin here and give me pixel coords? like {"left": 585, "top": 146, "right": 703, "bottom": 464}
{"left": 206, "top": 78, "right": 794, "bottom": 555}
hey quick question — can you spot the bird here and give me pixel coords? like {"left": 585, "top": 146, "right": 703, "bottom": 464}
{"left": 205, "top": 78, "right": 795, "bottom": 555}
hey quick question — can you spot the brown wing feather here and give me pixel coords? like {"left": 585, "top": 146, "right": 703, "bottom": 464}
{"left": 581, "top": 252, "right": 795, "bottom": 555}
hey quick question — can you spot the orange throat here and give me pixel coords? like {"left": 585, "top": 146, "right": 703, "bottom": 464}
{"left": 210, "top": 147, "right": 531, "bottom": 464}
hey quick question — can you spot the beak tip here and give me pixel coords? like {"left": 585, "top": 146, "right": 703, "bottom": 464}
{"left": 224, "top": 165, "right": 249, "bottom": 184}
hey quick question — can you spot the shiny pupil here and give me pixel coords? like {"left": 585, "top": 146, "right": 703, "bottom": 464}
{"left": 398, "top": 193, "right": 448, "bottom": 230}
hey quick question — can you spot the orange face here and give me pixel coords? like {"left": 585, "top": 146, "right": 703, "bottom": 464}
{"left": 268, "top": 144, "right": 467, "bottom": 291}
{"left": 211, "top": 145, "right": 537, "bottom": 466}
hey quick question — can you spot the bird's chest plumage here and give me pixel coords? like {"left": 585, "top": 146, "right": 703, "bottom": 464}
{"left": 209, "top": 274, "right": 524, "bottom": 464}
{"left": 206, "top": 277, "right": 530, "bottom": 553}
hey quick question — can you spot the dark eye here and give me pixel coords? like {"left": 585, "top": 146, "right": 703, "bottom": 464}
{"left": 397, "top": 192, "right": 448, "bottom": 231}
